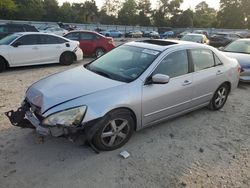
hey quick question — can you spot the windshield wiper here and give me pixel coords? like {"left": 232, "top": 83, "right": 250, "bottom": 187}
{"left": 94, "top": 70, "right": 111, "bottom": 78}
{"left": 87, "top": 67, "right": 111, "bottom": 79}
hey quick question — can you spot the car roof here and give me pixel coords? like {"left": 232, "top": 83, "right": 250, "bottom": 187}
{"left": 0, "top": 23, "right": 34, "bottom": 26}
{"left": 66, "top": 30, "right": 102, "bottom": 35}
{"left": 14, "top": 32, "right": 56, "bottom": 35}
{"left": 186, "top": 33, "right": 205, "bottom": 37}
{"left": 11, "top": 32, "right": 67, "bottom": 38}
{"left": 125, "top": 39, "right": 209, "bottom": 52}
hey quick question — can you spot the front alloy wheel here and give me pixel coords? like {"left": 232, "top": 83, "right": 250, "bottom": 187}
{"left": 101, "top": 119, "right": 130, "bottom": 147}
{"left": 92, "top": 109, "right": 134, "bottom": 151}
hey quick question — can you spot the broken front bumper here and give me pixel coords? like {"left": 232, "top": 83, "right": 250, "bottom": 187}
{"left": 5, "top": 101, "right": 70, "bottom": 136}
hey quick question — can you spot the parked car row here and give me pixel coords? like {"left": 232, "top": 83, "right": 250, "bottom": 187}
{"left": 180, "top": 33, "right": 210, "bottom": 44}
{"left": 99, "top": 30, "right": 160, "bottom": 39}
{"left": 178, "top": 30, "right": 246, "bottom": 48}
{"left": 0, "top": 29, "right": 118, "bottom": 72}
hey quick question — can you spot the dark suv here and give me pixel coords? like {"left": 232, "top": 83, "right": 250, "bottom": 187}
{"left": 0, "top": 23, "right": 38, "bottom": 39}
{"left": 209, "top": 33, "right": 242, "bottom": 47}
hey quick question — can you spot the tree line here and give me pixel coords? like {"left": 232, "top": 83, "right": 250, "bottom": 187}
{"left": 0, "top": 0, "right": 249, "bottom": 29}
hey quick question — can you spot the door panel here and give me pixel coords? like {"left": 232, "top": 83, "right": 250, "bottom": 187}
{"left": 141, "top": 50, "right": 193, "bottom": 126}
{"left": 190, "top": 49, "right": 225, "bottom": 106}
{"left": 79, "top": 32, "right": 96, "bottom": 55}
{"left": 10, "top": 35, "right": 41, "bottom": 66}
{"left": 38, "top": 35, "right": 65, "bottom": 63}
{"left": 142, "top": 74, "right": 193, "bottom": 126}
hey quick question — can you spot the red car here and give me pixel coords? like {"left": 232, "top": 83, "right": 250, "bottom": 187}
{"left": 64, "top": 31, "right": 115, "bottom": 57}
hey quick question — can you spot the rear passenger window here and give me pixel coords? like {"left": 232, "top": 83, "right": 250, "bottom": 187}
{"left": 190, "top": 49, "right": 214, "bottom": 71}
{"left": 80, "top": 33, "right": 96, "bottom": 40}
{"left": 214, "top": 54, "right": 223, "bottom": 66}
{"left": 64, "top": 32, "right": 79, "bottom": 41}
{"left": 154, "top": 50, "right": 189, "bottom": 78}
{"left": 39, "top": 35, "right": 67, "bottom": 44}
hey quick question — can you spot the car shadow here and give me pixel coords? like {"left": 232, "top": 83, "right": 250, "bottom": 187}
{"left": 238, "top": 82, "right": 249, "bottom": 90}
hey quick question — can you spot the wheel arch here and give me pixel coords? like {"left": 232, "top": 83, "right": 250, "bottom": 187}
{"left": 94, "top": 46, "right": 106, "bottom": 52}
{"left": 222, "top": 81, "right": 231, "bottom": 93}
{"left": 94, "top": 47, "right": 106, "bottom": 57}
{"left": 60, "top": 51, "right": 76, "bottom": 61}
{"left": 106, "top": 107, "right": 138, "bottom": 131}
{"left": 0, "top": 55, "right": 10, "bottom": 67}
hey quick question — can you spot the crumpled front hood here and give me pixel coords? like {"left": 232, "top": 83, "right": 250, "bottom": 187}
{"left": 223, "top": 52, "right": 250, "bottom": 68}
{"left": 26, "top": 66, "right": 124, "bottom": 114}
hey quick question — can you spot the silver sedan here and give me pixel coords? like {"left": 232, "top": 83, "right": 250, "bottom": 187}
{"left": 6, "top": 40, "right": 240, "bottom": 151}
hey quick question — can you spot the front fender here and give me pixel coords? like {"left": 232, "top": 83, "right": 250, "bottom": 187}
{"left": 42, "top": 80, "right": 143, "bottom": 130}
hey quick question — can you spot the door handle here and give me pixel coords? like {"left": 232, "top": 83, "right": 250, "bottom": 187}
{"left": 32, "top": 47, "right": 38, "bottom": 50}
{"left": 182, "top": 80, "right": 192, "bottom": 86}
{"left": 216, "top": 70, "right": 223, "bottom": 75}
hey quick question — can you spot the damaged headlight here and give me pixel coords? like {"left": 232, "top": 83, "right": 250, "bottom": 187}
{"left": 42, "top": 106, "right": 87, "bottom": 127}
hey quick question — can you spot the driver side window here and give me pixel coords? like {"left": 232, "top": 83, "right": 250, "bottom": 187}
{"left": 154, "top": 50, "right": 189, "bottom": 78}
{"left": 15, "top": 35, "right": 39, "bottom": 45}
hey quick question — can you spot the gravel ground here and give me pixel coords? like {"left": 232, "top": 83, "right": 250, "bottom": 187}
{"left": 0, "top": 56, "right": 250, "bottom": 187}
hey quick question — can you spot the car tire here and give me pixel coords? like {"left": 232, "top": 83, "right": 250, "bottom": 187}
{"left": 0, "top": 57, "right": 7, "bottom": 73}
{"left": 95, "top": 48, "right": 105, "bottom": 58}
{"left": 60, "top": 52, "right": 74, "bottom": 66}
{"left": 92, "top": 109, "right": 135, "bottom": 151}
{"left": 208, "top": 83, "right": 230, "bottom": 110}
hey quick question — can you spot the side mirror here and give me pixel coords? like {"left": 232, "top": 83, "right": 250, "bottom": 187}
{"left": 218, "top": 46, "right": 224, "bottom": 51}
{"left": 12, "top": 41, "right": 22, "bottom": 47}
{"left": 146, "top": 74, "right": 170, "bottom": 85}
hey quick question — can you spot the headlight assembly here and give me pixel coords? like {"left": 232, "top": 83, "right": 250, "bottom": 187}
{"left": 42, "top": 106, "right": 87, "bottom": 127}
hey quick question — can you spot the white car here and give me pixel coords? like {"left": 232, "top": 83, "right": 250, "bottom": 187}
{"left": 0, "top": 32, "right": 83, "bottom": 72}
{"left": 41, "top": 27, "right": 68, "bottom": 36}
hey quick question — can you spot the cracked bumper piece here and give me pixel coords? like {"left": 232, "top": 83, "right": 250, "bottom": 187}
{"left": 5, "top": 104, "right": 69, "bottom": 137}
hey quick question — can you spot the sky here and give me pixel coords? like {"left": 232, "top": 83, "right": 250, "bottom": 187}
{"left": 58, "top": 0, "right": 220, "bottom": 10}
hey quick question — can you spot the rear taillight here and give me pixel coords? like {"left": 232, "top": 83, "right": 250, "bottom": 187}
{"left": 237, "top": 65, "right": 242, "bottom": 73}
{"left": 108, "top": 38, "right": 115, "bottom": 46}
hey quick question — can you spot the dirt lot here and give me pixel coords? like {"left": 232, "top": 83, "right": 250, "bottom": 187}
{"left": 0, "top": 58, "right": 249, "bottom": 188}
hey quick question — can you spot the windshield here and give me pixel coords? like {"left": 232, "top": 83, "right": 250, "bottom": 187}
{"left": 85, "top": 45, "right": 160, "bottom": 83}
{"left": 182, "top": 35, "right": 202, "bottom": 42}
{"left": 224, "top": 40, "right": 250, "bottom": 54}
{"left": 0, "top": 34, "right": 22, "bottom": 45}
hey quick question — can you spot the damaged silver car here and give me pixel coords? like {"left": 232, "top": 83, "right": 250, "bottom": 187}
{"left": 6, "top": 40, "right": 240, "bottom": 151}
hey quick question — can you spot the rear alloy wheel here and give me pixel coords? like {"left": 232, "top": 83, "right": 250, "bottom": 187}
{"left": 209, "top": 84, "right": 230, "bottom": 110}
{"left": 92, "top": 110, "right": 135, "bottom": 151}
{"left": 0, "top": 57, "right": 7, "bottom": 73}
{"left": 95, "top": 48, "right": 105, "bottom": 58}
{"left": 60, "top": 52, "right": 74, "bottom": 66}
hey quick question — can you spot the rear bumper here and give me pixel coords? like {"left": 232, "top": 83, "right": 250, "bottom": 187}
{"left": 240, "top": 68, "right": 250, "bottom": 82}
{"left": 75, "top": 48, "right": 83, "bottom": 61}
